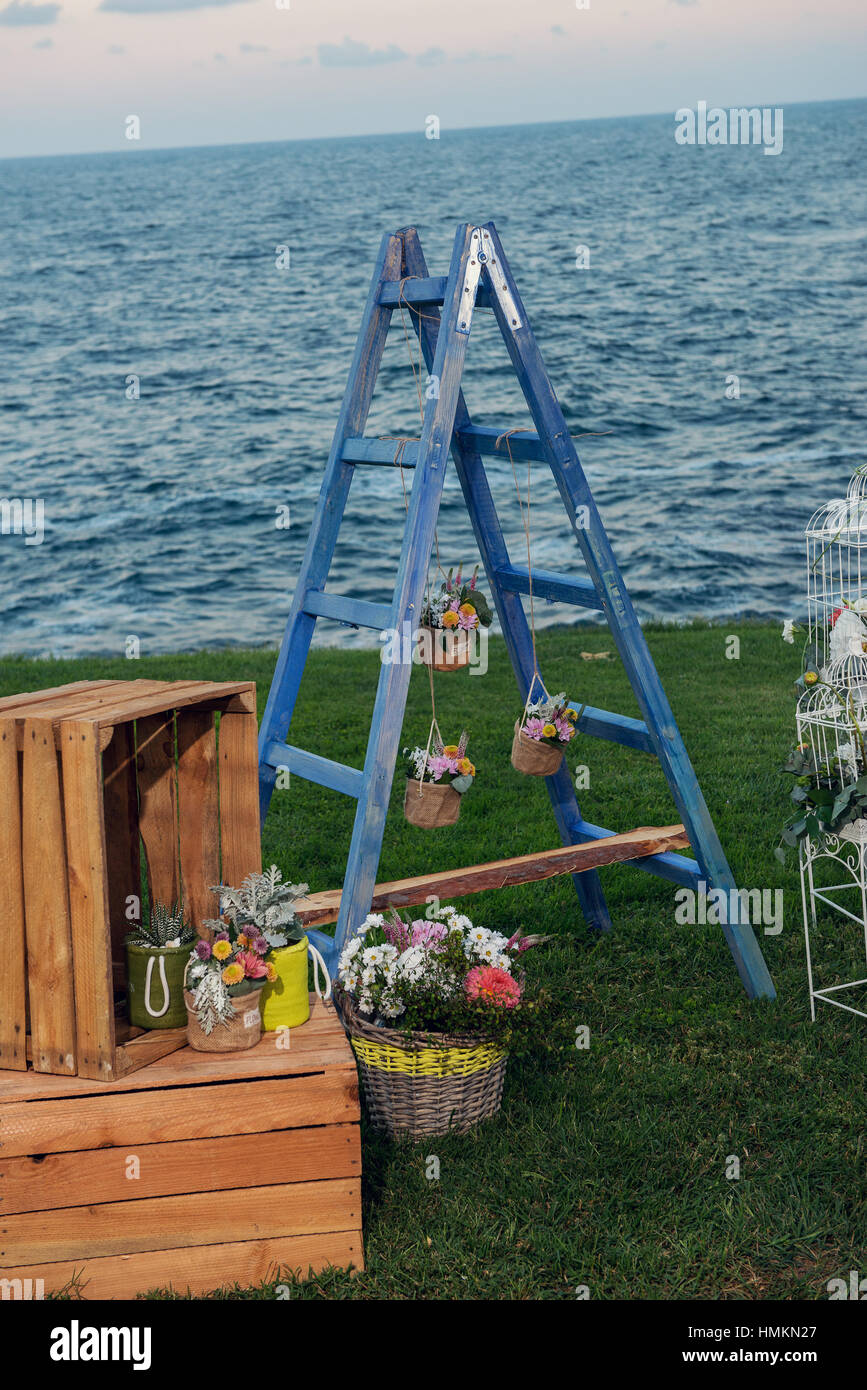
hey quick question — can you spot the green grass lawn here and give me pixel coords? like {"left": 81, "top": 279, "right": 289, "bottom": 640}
{"left": 5, "top": 623, "right": 865, "bottom": 1301}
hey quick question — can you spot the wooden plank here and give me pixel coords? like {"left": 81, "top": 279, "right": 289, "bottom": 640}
{"left": 177, "top": 709, "right": 220, "bottom": 935}
{"left": 0, "top": 721, "right": 27, "bottom": 1069}
{"left": 136, "top": 712, "right": 179, "bottom": 909}
{"left": 0, "top": 1070, "right": 359, "bottom": 1156}
{"left": 0, "top": 997, "right": 348, "bottom": 1102}
{"left": 114, "top": 1028, "right": 188, "bottom": 1078}
{"left": 219, "top": 707, "right": 262, "bottom": 888}
{"left": 21, "top": 719, "right": 77, "bottom": 1075}
{"left": 60, "top": 720, "right": 117, "bottom": 1082}
{"left": 0, "top": 680, "right": 121, "bottom": 713}
{"left": 101, "top": 722, "right": 141, "bottom": 968}
{"left": 296, "top": 824, "right": 691, "bottom": 927}
{"left": 0, "top": 1123, "right": 361, "bottom": 1215}
{"left": 1, "top": 1230, "right": 363, "bottom": 1299}
{"left": 2, "top": 1177, "right": 361, "bottom": 1263}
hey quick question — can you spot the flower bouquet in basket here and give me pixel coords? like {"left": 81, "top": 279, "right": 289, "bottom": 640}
{"left": 335, "top": 905, "right": 550, "bottom": 1138}
{"left": 184, "top": 866, "right": 308, "bottom": 1052}
{"left": 418, "top": 566, "right": 492, "bottom": 671}
{"left": 403, "top": 731, "right": 475, "bottom": 828}
{"left": 512, "top": 690, "right": 579, "bottom": 777}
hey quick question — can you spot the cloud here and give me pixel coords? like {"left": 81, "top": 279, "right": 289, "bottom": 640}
{"left": 318, "top": 37, "right": 408, "bottom": 68}
{"left": 416, "top": 46, "right": 445, "bottom": 68}
{"left": 33, "top": 33, "right": 51, "bottom": 43}
{"left": 0, "top": 2, "right": 60, "bottom": 25}
{"left": 108, "top": 42, "right": 124, "bottom": 51}
{"left": 551, "top": 24, "right": 565, "bottom": 36}
{"left": 100, "top": 0, "right": 253, "bottom": 12}
{"left": 239, "top": 41, "right": 268, "bottom": 53}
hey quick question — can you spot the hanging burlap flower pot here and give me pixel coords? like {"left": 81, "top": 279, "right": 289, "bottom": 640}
{"left": 417, "top": 625, "right": 472, "bottom": 672}
{"left": 511, "top": 720, "right": 565, "bottom": 776}
{"left": 404, "top": 777, "right": 461, "bottom": 827}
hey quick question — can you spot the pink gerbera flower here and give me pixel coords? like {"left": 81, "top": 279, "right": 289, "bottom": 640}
{"left": 523, "top": 717, "right": 546, "bottom": 741}
{"left": 465, "top": 966, "right": 522, "bottom": 1008}
{"left": 235, "top": 949, "right": 269, "bottom": 980}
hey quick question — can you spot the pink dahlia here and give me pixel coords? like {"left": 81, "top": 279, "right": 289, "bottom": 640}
{"left": 465, "top": 965, "right": 522, "bottom": 1008}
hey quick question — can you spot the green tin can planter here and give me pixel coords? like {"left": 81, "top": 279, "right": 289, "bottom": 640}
{"left": 126, "top": 941, "right": 190, "bottom": 1030}
{"left": 260, "top": 936, "right": 310, "bottom": 1031}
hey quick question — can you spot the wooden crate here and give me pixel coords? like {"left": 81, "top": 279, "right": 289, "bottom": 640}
{"left": 0, "top": 679, "right": 262, "bottom": 1082}
{"left": 0, "top": 996, "right": 363, "bottom": 1297}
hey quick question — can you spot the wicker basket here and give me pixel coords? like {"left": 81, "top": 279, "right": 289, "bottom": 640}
{"left": 417, "top": 625, "right": 472, "bottom": 672}
{"left": 510, "top": 720, "right": 565, "bottom": 776}
{"left": 404, "top": 777, "right": 461, "bottom": 828}
{"left": 337, "top": 996, "right": 507, "bottom": 1138}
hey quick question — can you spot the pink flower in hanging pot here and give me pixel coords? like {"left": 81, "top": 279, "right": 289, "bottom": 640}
{"left": 523, "top": 717, "right": 546, "bottom": 741}
{"left": 426, "top": 755, "right": 450, "bottom": 781}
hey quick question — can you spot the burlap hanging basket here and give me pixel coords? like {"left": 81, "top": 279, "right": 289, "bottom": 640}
{"left": 510, "top": 720, "right": 565, "bottom": 776}
{"left": 337, "top": 996, "right": 507, "bottom": 1139}
{"left": 183, "top": 972, "right": 264, "bottom": 1052}
{"left": 404, "top": 777, "right": 461, "bottom": 828}
{"left": 417, "top": 624, "right": 472, "bottom": 673}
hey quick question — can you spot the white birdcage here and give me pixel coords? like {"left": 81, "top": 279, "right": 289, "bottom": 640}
{"left": 798, "top": 468, "right": 867, "bottom": 1022}
{"left": 805, "top": 470, "right": 867, "bottom": 675}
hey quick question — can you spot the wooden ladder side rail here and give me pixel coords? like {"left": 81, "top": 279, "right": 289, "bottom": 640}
{"left": 295, "top": 824, "right": 691, "bottom": 930}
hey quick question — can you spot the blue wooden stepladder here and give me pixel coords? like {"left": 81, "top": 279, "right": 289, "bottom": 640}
{"left": 257, "top": 222, "right": 775, "bottom": 1001}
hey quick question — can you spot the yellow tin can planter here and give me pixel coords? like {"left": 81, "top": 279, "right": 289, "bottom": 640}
{"left": 260, "top": 935, "right": 310, "bottom": 1030}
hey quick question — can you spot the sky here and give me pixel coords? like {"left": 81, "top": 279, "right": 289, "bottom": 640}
{"left": 0, "top": 0, "right": 865, "bottom": 159}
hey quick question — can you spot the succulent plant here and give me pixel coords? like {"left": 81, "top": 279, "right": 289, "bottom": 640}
{"left": 127, "top": 901, "right": 196, "bottom": 949}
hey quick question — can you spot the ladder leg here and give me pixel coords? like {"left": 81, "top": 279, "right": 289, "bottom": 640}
{"left": 257, "top": 232, "right": 404, "bottom": 825}
{"left": 482, "top": 222, "right": 774, "bottom": 1000}
{"left": 399, "top": 226, "right": 612, "bottom": 933}
{"left": 330, "top": 224, "right": 478, "bottom": 962}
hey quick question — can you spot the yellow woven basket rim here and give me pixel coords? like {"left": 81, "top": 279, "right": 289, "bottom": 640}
{"left": 351, "top": 1036, "right": 505, "bottom": 1078}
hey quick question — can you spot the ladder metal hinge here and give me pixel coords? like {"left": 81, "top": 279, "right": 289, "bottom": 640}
{"left": 457, "top": 227, "right": 522, "bottom": 337}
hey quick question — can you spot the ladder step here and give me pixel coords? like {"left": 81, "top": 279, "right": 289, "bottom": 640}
{"left": 496, "top": 563, "right": 603, "bottom": 611}
{"left": 378, "top": 278, "right": 492, "bottom": 309}
{"left": 457, "top": 425, "right": 546, "bottom": 461}
{"left": 569, "top": 819, "right": 701, "bottom": 888}
{"left": 263, "top": 740, "right": 364, "bottom": 798}
{"left": 293, "top": 824, "right": 690, "bottom": 928}
{"left": 303, "top": 590, "right": 392, "bottom": 631}
{"left": 571, "top": 704, "right": 654, "bottom": 753}
{"left": 342, "top": 437, "right": 419, "bottom": 467}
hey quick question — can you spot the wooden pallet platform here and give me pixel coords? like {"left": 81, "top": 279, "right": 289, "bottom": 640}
{"left": 295, "top": 824, "right": 691, "bottom": 928}
{"left": 0, "top": 997, "right": 363, "bottom": 1298}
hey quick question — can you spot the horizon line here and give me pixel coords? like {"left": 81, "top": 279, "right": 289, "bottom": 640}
{"left": 2, "top": 92, "right": 865, "bottom": 164}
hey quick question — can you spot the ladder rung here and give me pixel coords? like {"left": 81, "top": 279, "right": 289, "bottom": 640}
{"left": 303, "top": 590, "right": 391, "bottom": 631}
{"left": 263, "top": 741, "right": 364, "bottom": 798}
{"left": 378, "top": 278, "right": 492, "bottom": 309}
{"left": 569, "top": 819, "right": 701, "bottom": 888}
{"left": 457, "top": 425, "right": 546, "bottom": 461}
{"left": 496, "top": 563, "right": 602, "bottom": 610}
{"left": 342, "top": 437, "right": 419, "bottom": 467}
{"left": 571, "top": 704, "right": 654, "bottom": 753}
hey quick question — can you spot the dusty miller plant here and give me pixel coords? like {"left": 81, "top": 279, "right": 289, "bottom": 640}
{"left": 210, "top": 865, "right": 308, "bottom": 948}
